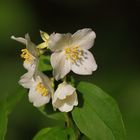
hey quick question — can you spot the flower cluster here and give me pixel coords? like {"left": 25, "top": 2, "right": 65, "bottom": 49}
{"left": 11, "top": 28, "right": 97, "bottom": 112}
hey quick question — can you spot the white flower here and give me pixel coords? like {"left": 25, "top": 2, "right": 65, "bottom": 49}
{"left": 49, "top": 28, "right": 97, "bottom": 80}
{"left": 11, "top": 34, "right": 38, "bottom": 71}
{"left": 52, "top": 82, "right": 78, "bottom": 112}
{"left": 21, "top": 71, "right": 53, "bottom": 107}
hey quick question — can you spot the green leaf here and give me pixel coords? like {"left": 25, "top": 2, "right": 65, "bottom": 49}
{"left": 7, "top": 86, "right": 25, "bottom": 114}
{"left": 81, "top": 136, "right": 90, "bottom": 140}
{"left": 65, "top": 127, "right": 77, "bottom": 140}
{"left": 0, "top": 98, "right": 8, "bottom": 140}
{"left": 33, "top": 128, "right": 51, "bottom": 140}
{"left": 33, "top": 127, "right": 72, "bottom": 140}
{"left": 38, "top": 55, "right": 52, "bottom": 71}
{"left": 72, "top": 82, "right": 126, "bottom": 140}
{"left": 0, "top": 86, "right": 25, "bottom": 140}
{"left": 38, "top": 102, "right": 65, "bottom": 122}
{"left": 0, "top": 87, "right": 25, "bottom": 140}
{"left": 38, "top": 103, "right": 65, "bottom": 127}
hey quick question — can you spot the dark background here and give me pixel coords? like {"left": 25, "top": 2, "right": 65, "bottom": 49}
{"left": 0, "top": 0, "right": 140, "bottom": 139}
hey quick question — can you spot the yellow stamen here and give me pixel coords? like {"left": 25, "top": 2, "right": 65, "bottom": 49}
{"left": 64, "top": 46, "right": 83, "bottom": 63}
{"left": 36, "top": 82, "right": 49, "bottom": 96}
{"left": 21, "top": 49, "right": 33, "bottom": 63}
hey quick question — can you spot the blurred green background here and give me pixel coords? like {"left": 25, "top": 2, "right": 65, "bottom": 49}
{"left": 0, "top": 0, "right": 140, "bottom": 139}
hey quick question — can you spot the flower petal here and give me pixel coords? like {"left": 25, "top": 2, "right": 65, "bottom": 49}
{"left": 58, "top": 103, "right": 74, "bottom": 112}
{"left": 28, "top": 83, "right": 39, "bottom": 103}
{"left": 11, "top": 35, "right": 27, "bottom": 45}
{"left": 23, "top": 59, "right": 37, "bottom": 71}
{"left": 53, "top": 92, "right": 78, "bottom": 112}
{"left": 33, "top": 94, "right": 50, "bottom": 107}
{"left": 38, "top": 72, "right": 54, "bottom": 93}
{"left": 49, "top": 33, "right": 72, "bottom": 51}
{"left": 72, "top": 28, "right": 96, "bottom": 50}
{"left": 52, "top": 83, "right": 78, "bottom": 112}
{"left": 54, "top": 82, "right": 76, "bottom": 100}
{"left": 65, "top": 92, "right": 78, "bottom": 106}
{"left": 18, "top": 71, "right": 34, "bottom": 88}
{"left": 52, "top": 98, "right": 73, "bottom": 112}
{"left": 71, "top": 49, "right": 97, "bottom": 75}
{"left": 28, "top": 83, "right": 50, "bottom": 107}
{"left": 51, "top": 52, "right": 71, "bottom": 80}
{"left": 25, "top": 34, "right": 38, "bottom": 57}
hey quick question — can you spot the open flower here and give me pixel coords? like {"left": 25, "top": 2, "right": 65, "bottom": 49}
{"left": 21, "top": 71, "right": 53, "bottom": 107}
{"left": 49, "top": 28, "right": 97, "bottom": 80}
{"left": 52, "top": 82, "right": 78, "bottom": 112}
{"left": 11, "top": 34, "right": 38, "bottom": 71}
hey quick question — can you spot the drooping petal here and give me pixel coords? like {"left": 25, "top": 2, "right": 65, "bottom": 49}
{"left": 11, "top": 34, "right": 38, "bottom": 58}
{"left": 71, "top": 49, "right": 97, "bottom": 75}
{"left": 49, "top": 33, "right": 72, "bottom": 51}
{"left": 28, "top": 84, "right": 39, "bottom": 103}
{"left": 18, "top": 71, "right": 34, "bottom": 88}
{"left": 51, "top": 52, "right": 71, "bottom": 80}
{"left": 25, "top": 34, "right": 38, "bottom": 57}
{"left": 11, "top": 36, "right": 27, "bottom": 45}
{"left": 72, "top": 28, "right": 96, "bottom": 50}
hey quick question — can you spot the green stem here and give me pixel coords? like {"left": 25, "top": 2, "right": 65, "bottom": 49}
{"left": 64, "top": 113, "right": 81, "bottom": 140}
{"left": 75, "top": 125, "right": 81, "bottom": 140}
{"left": 64, "top": 113, "right": 72, "bottom": 128}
